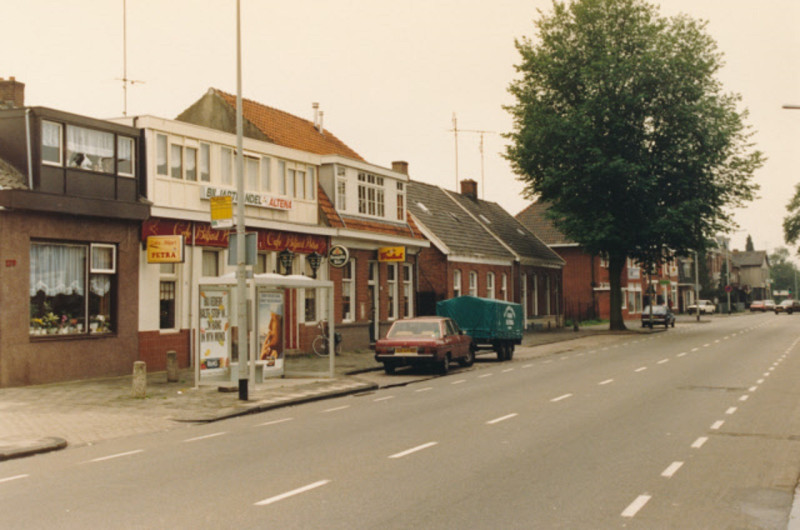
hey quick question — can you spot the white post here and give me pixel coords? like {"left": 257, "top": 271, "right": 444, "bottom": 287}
{"left": 694, "top": 250, "right": 700, "bottom": 322}
{"left": 235, "top": 0, "right": 249, "bottom": 400}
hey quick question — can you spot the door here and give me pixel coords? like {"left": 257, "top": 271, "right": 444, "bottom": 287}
{"left": 367, "top": 261, "right": 379, "bottom": 343}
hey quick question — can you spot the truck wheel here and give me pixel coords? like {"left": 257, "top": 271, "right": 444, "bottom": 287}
{"left": 495, "top": 344, "right": 505, "bottom": 362}
{"left": 506, "top": 343, "right": 514, "bottom": 361}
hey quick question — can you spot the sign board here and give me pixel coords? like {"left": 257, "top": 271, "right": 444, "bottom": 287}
{"left": 201, "top": 186, "right": 293, "bottom": 211}
{"left": 725, "top": 285, "right": 733, "bottom": 293}
{"left": 210, "top": 196, "right": 234, "bottom": 229}
{"left": 659, "top": 279, "right": 671, "bottom": 285}
{"left": 227, "top": 232, "right": 257, "bottom": 266}
{"left": 257, "top": 290, "right": 285, "bottom": 378}
{"left": 378, "top": 246, "right": 405, "bottom": 262}
{"left": 198, "top": 288, "right": 231, "bottom": 377}
{"left": 328, "top": 245, "right": 350, "bottom": 268}
{"left": 146, "top": 235, "right": 185, "bottom": 264}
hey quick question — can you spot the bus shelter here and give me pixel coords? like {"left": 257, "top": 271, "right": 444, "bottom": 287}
{"left": 196, "top": 272, "right": 335, "bottom": 387}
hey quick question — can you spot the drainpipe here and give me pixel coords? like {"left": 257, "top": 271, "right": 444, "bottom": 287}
{"left": 24, "top": 109, "right": 33, "bottom": 188}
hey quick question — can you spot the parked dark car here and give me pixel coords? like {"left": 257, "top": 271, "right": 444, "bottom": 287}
{"left": 775, "top": 299, "right": 800, "bottom": 314}
{"left": 641, "top": 305, "right": 675, "bottom": 329}
{"left": 374, "top": 316, "right": 474, "bottom": 374}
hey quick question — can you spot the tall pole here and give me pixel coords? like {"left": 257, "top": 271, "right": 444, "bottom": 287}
{"left": 726, "top": 241, "right": 732, "bottom": 314}
{"left": 694, "top": 250, "right": 700, "bottom": 322}
{"left": 235, "top": 0, "right": 249, "bottom": 401}
{"left": 452, "top": 113, "right": 459, "bottom": 190}
{"left": 122, "top": 0, "right": 127, "bottom": 116}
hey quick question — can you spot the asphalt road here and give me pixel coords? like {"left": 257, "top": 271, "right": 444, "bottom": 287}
{"left": 2, "top": 313, "right": 800, "bottom": 529}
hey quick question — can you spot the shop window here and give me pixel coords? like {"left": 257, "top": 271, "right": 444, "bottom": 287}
{"left": 41, "top": 121, "right": 62, "bottom": 166}
{"left": 29, "top": 242, "right": 116, "bottom": 336}
{"left": 342, "top": 259, "right": 355, "bottom": 321}
{"left": 304, "top": 257, "right": 317, "bottom": 322}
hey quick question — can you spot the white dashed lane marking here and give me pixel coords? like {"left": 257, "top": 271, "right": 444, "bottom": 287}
{"left": 389, "top": 442, "right": 438, "bottom": 459}
{"left": 661, "top": 462, "right": 684, "bottom": 478}
{"left": 255, "top": 480, "right": 331, "bottom": 506}
{"left": 622, "top": 494, "right": 652, "bottom": 518}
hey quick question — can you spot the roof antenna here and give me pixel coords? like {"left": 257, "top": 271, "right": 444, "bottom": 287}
{"left": 117, "top": 0, "right": 144, "bottom": 116}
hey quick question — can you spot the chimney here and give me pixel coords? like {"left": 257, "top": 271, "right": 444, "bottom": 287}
{"left": 318, "top": 110, "right": 324, "bottom": 135}
{"left": 460, "top": 179, "right": 478, "bottom": 199}
{"left": 392, "top": 161, "right": 409, "bottom": 175}
{"left": 0, "top": 76, "right": 25, "bottom": 109}
{"left": 312, "top": 102, "right": 319, "bottom": 129}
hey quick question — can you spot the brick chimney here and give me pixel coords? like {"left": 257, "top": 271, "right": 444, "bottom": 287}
{"left": 392, "top": 161, "right": 409, "bottom": 175}
{"left": 460, "top": 179, "right": 478, "bottom": 199}
{"left": 0, "top": 77, "right": 24, "bottom": 109}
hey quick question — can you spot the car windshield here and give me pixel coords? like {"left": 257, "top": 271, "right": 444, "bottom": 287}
{"left": 387, "top": 321, "right": 441, "bottom": 339}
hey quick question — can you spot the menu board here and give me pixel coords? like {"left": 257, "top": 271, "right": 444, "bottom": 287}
{"left": 198, "top": 288, "right": 230, "bottom": 377}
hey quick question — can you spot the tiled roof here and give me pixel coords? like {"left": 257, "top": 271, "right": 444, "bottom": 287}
{"left": 448, "top": 192, "right": 564, "bottom": 266}
{"left": 212, "top": 89, "right": 364, "bottom": 161}
{"left": 317, "top": 185, "right": 345, "bottom": 228}
{"left": 318, "top": 184, "right": 423, "bottom": 239}
{"left": 0, "top": 157, "right": 27, "bottom": 190}
{"left": 408, "top": 180, "right": 515, "bottom": 261}
{"left": 515, "top": 200, "right": 572, "bottom": 246}
{"left": 731, "top": 251, "right": 769, "bottom": 268}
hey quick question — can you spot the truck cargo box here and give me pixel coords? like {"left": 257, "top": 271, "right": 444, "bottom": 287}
{"left": 436, "top": 296, "right": 523, "bottom": 360}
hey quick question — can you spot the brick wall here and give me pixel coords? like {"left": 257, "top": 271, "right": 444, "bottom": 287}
{"left": 138, "top": 330, "right": 190, "bottom": 371}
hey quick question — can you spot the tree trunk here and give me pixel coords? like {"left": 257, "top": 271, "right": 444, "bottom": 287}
{"left": 608, "top": 253, "right": 627, "bottom": 331}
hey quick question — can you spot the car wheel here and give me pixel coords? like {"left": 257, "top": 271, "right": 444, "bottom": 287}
{"left": 459, "top": 344, "right": 476, "bottom": 367}
{"left": 383, "top": 363, "right": 396, "bottom": 375}
{"left": 671, "top": 320, "right": 675, "bottom": 328}
{"left": 439, "top": 354, "right": 450, "bottom": 375}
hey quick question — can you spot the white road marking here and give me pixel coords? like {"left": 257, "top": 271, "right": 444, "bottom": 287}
{"left": 255, "top": 480, "right": 331, "bottom": 506}
{"left": 523, "top": 364, "right": 533, "bottom": 369}
{"left": 415, "top": 387, "right": 433, "bottom": 392}
{"left": 502, "top": 368, "right": 515, "bottom": 373}
{"left": 622, "top": 494, "right": 652, "bottom": 518}
{"left": 691, "top": 437, "right": 708, "bottom": 449}
{"left": 757, "top": 379, "right": 765, "bottom": 384}
{"left": 89, "top": 449, "right": 144, "bottom": 463}
{"left": 657, "top": 359, "right": 669, "bottom": 364}
{"left": 551, "top": 393, "right": 573, "bottom": 402}
{"left": 0, "top": 474, "right": 29, "bottom": 484}
{"left": 478, "top": 374, "right": 493, "bottom": 378}
{"left": 184, "top": 432, "right": 227, "bottom": 443}
{"left": 635, "top": 367, "right": 648, "bottom": 373}
{"left": 703, "top": 343, "right": 711, "bottom": 348}
{"left": 373, "top": 396, "right": 394, "bottom": 402}
{"left": 749, "top": 386, "right": 758, "bottom": 392}
{"left": 452, "top": 379, "right": 467, "bottom": 385}
{"left": 661, "top": 462, "right": 684, "bottom": 478}
{"left": 599, "top": 379, "right": 614, "bottom": 385}
{"left": 487, "top": 413, "right": 518, "bottom": 425}
{"left": 322, "top": 405, "right": 351, "bottom": 413}
{"left": 691, "top": 348, "right": 699, "bottom": 352}
{"left": 256, "top": 417, "right": 294, "bottom": 426}
{"left": 726, "top": 407, "right": 737, "bottom": 415}
{"left": 389, "top": 442, "right": 438, "bottom": 459}
{"left": 711, "top": 420, "right": 724, "bottom": 430}
{"left": 677, "top": 352, "right": 687, "bottom": 357}
{"left": 739, "top": 395, "right": 749, "bottom": 402}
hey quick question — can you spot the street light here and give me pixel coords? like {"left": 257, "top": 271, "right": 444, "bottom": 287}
{"left": 306, "top": 251, "right": 323, "bottom": 279}
{"left": 278, "top": 248, "right": 295, "bottom": 276}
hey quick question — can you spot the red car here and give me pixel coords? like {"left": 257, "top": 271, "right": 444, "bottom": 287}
{"left": 374, "top": 316, "right": 474, "bottom": 375}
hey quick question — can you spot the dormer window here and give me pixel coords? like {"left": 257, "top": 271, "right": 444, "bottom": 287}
{"left": 67, "top": 125, "right": 115, "bottom": 173}
{"left": 357, "top": 171, "right": 385, "bottom": 217}
{"left": 42, "top": 121, "right": 62, "bottom": 165}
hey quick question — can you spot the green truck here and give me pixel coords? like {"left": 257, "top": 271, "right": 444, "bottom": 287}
{"left": 436, "top": 296, "right": 523, "bottom": 361}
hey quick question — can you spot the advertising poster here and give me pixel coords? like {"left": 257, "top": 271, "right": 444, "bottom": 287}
{"left": 198, "top": 288, "right": 230, "bottom": 377}
{"left": 258, "top": 290, "right": 284, "bottom": 377}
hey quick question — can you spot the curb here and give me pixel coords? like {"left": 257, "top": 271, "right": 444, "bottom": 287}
{"left": 0, "top": 436, "right": 67, "bottom": 462}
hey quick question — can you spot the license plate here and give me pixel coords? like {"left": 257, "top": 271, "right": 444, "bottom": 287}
{"left": 395, "top": 347, "right": 418, "bottom": 355}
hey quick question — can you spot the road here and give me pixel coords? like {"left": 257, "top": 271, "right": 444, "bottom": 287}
{"left": 2, "top": 313, "right": 800, "bottom": 529}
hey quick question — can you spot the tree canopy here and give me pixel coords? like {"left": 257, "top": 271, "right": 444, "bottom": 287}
{"left": 505, "top": 0, "right": 763, "bottom": 328}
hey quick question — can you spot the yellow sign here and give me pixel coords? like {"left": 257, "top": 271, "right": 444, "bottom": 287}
{"left": 378, "top": 246, "right": 406, "bottom": 262}
{"left": 147, "top": 235, "right": 185, "bottom": 264}
{"left": 210, "top": 195, "right": 234, "bottom": 229}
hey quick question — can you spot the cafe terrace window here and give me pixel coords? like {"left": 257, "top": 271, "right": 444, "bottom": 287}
{"left": 29, "top": 242, "right": 117, "bottom": 336}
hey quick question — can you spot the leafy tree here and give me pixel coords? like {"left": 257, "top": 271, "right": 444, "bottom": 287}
{"left": 784, "top": 187, "right": 800, "bottom": 254}
{"left": 745, "top": 234, "right": 754, "bottom": 251}
{"left": 505, "top": 0, "right": 763, "bottom": 329}
{"left": 769, "top": 247, "right": 797, "bottom": 296}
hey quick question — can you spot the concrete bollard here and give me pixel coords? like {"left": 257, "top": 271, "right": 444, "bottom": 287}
{"left": 132, "top": 361, "right": 147, "bottom": 398}
{"left": 166, "top": 350, "right": 179, "bottom": 382}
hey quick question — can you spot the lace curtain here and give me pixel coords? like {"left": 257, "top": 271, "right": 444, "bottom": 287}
{"left": 30, "top": 244, "right": 86, "bottom": 296}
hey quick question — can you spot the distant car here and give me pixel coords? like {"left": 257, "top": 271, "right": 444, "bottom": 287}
{"left": 749, "top": 300, "right": 766, "bottom": 312}
{"left": 374, "top": 316, "right": 474, "bottom": 374}
{"left": 775, "top": 299, "right": 800, "bottom": 314}
{"left": 764, "top": 300, "right": 776, "bottom": 311}
{"left": 687, "top": 300, "right": 716, "bottom": 315}
{"left": 641, "top": 305, "right": 676, "bottom": 329}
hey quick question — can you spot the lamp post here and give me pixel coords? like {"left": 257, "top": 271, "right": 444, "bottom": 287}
{"left": 234, "top": 0, "right": 248, "bottom": 401}
{"left": 694, "top": 250, "right": 700, "bottom": 322}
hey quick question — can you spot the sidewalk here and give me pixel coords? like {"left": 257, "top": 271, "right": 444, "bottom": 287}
{"left": 0, "top": 322, "right": 668, "bottom": 461}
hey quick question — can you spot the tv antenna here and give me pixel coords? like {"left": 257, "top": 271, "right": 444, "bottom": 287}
{"left": 449, "top": 113, "right": 496, "bottom": 198}
{"left": 117, "top": 0, "right": 145, "bottom": 116}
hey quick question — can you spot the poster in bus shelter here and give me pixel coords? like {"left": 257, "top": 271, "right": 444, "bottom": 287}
{"left": 257, "top": 290, "right": 284, "bottom": 378}
{"left": 198, "top": 288, "right": 231, "bottom": 377}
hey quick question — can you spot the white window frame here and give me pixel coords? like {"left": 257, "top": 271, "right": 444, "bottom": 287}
{"left": 90, "top": 243, "right": 117, "bottom": 273}
{"left": 403, "top": 264, "right": 413, "bottom": 318}
{"left": 41, "top": 120, "right": 63, "bottom": 167}
{"left": 117, "top": 136, "right": 135, "bottom": 177}
{"left": 342, "top": 259, "right": 355, "bottom": 322}
{"left": 487, "top": 272, "right": 495, "bottom": 299}
{"left": 156, "top": 134, "right": 168, "bottom": 176}
{"left": 261, "top": 156, "right": 271, "bottom": 191}
{"left": 387, "top": 263, "right": 398, "bottom": 320}
{"left": 453, "top": 269, "right": 462, "bottom": 298}
{"left": 469, "top": 271, "right": 478, "bottom": 296}
{"left": 501, "top": 273, "right": 508, "bottom": 301}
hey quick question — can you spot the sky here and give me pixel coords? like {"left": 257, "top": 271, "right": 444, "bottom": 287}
{"left": 4, "top": 0, "right": 800, "bottom": 256}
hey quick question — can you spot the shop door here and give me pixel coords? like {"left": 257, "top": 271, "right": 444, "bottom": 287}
{"left": 367, "top": 261, "right": 378, "bottom": 343}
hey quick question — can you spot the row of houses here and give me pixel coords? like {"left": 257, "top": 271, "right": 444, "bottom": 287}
{"left": 0, "top": 78, "right": 566, "bottom": 387}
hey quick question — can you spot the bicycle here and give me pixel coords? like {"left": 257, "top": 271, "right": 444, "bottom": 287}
{"left": 312, "top": 320, "right": 342, "bottom": 357}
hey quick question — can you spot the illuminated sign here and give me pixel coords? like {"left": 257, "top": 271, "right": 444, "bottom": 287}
{"left": 378, "top": 246, "right": 405, "bottom": 262}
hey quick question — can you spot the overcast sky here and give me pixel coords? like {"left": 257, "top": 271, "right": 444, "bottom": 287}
{"left": 5, "top": 0, "right": 799, "bottom": 255}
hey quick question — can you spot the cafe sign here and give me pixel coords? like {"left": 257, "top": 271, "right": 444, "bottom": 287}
{"left": 328, "top": 245, "right": 350, "bottom": 268}
{"left": 201, "top": 186, "right": 292, "bottom": 211}
{"left": 146, "top": 235, "right": 185, "bottom": 264}
{"left": 378, "top": 246, "right": 405, "bottom": 262}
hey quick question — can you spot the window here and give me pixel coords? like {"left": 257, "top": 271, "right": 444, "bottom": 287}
{"left": 403, "top": 264, "right": 413, "bottom": 318}
{"left": 156, "top": 134, "right": 168, "bottom": 175}
{"left": 200, "top": 143, "right": 210, "bottom": 182}
{"left": 184, "top": 146, "right": 197, "bottom": 181}
{"left": 397, "top": 182, "right": 405, "bottom": 221}
{"left": 67, "top": 125, "right": 114, "bottom": 173}
{"left": 342, "top": 260, "right": 355, "bottom": 321}
{"left": 170, "top": 144, "right": 183, "bottom": 179}
{"left": 117, "top": 136, "right": 135, "bottom": 176}
{"left": 261, "top": 157, "right": 271, "bottom": 191}
{"left": 501, "top": 273, "right": 508, "bottom": 300}
{"left": 469, "top": 271, "right": 478, "bottom": 296}
{"left": 159, "top": 263, "right": 177, "bottom": 330}
{"left": 304, "top": 257, "right": 317, "bottom": 322}
{"left": 256, "top": 252, "right": 275, "bottom": 274}
{"left": 278, "top": 160, "right": 286, "bottom": 194}
{"left": 306, "top": 167, "right": 315, "bottom": 200}
{"left": 387, "top": 263, "right": 398, "bottom": 320}
{"left": 29, "top": 242, "right": 117, "bottom": 336}
{"left": 337, "top": 179, "right": 346, "bottom": 210}
{"left": 202, "top": 250, "right": 220, "bottom": 277}
{"left": 246, "top": 156, "right": 259, "bottom": 190}
{"left": 220, "top": 147, "right": 233, "bottom": 185}
{"left": 357, "top": 172, "right": 385, "bottom": 217}
{"left": 453, "top": 269, "right": 462, "bottom": 298}
{"left": 295, "top": 170, "right": 305, "bottom": 199}
{"left": 487, "top": 272, "right": 496, "bottom": 299}
{"left": 41, "top": 121, "right": 62, "bottom": 165}
{"left": 287, "top": 169, "right": 296, "bottom": 197}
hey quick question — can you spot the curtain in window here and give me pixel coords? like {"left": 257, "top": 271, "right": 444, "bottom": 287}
{"left": 42, "top": 122, "right": 60, "bottom": 149}
{"left": 67, "top": 126, "right": 113, "bottom": 157}
{"left": 90, "top": 275, "right": 111, "bottom": 296}
{"left": 30, "top": 244, "right": 86, "bottom": 296}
